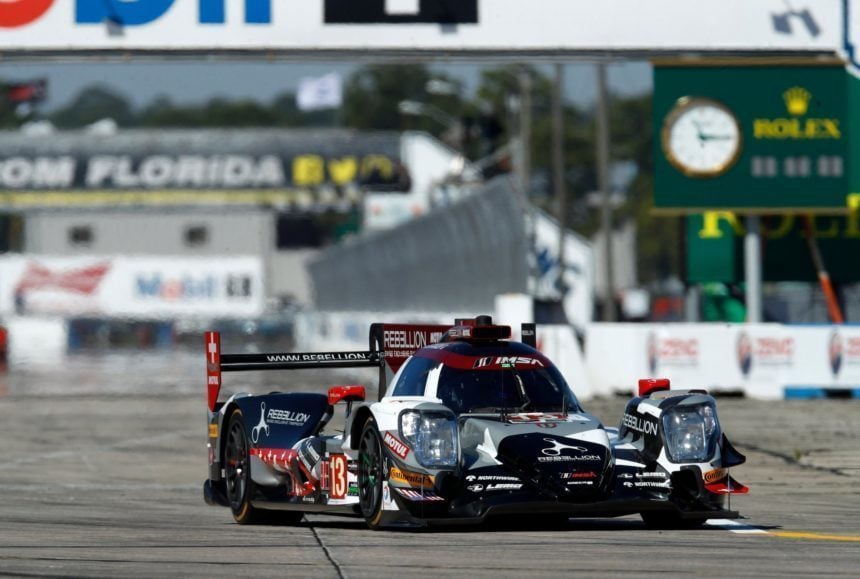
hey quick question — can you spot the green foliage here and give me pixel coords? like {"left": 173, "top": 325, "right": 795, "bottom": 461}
{"left": 50, "top": 85, "right": 135, "bottom": 128}
{"left": 0, "top": 63, "right": 673, "bottom": 281}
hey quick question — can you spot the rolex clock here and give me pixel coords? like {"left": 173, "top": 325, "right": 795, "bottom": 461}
{"left": 661, "top": 97, "right": 742, "bottom": 178}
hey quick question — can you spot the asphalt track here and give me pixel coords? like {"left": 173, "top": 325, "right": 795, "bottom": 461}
{"left": 1, "top": 361, "right": 859, "bottom": 578}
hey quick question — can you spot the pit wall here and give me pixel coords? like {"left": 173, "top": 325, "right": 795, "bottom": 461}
{"left": 586, "top": 323, "right": 860, "bottom": 399}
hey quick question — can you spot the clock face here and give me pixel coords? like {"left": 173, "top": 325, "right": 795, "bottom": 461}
{"left": 662, "top": 97, "right": 742, "bottom": 178}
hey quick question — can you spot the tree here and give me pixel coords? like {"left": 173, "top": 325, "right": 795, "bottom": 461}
{"left": 50, "top": 85, "right": 135, "bottom": 128}
{"left": 340, "top": 64, "right": 464, "bottom": 139}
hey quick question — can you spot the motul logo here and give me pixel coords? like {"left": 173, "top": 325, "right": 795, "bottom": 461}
{"left": 383, "top": 432, "right": 409, "bottom": 459}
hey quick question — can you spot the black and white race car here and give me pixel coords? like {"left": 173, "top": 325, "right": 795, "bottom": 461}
{"left": 203, "top": 316, "right": 747, "bottom": 529}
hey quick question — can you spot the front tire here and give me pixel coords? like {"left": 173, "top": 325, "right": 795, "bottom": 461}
{"left": 358, "top": 417, "right": 386, "bottom": 530}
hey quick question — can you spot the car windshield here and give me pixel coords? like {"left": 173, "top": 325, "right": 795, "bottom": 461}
{"left": 435, "top": 364, "right": 581, "bottom": 416}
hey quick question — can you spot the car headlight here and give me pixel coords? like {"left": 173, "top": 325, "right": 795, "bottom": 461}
{"left": 661, "top": 403, "right": 719, "bottom": 463}
{"left": 399, "top": 410, "right": 460, "bottom": 468}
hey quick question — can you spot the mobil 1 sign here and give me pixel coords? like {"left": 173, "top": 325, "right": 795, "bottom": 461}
{"left": 654, "top": 66, "right": 851, "bottom": 212}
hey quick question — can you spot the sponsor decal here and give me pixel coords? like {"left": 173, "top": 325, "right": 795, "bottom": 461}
{"left": 394, "top": 488, "right": 446, "bottom": 502}
{"left": 753, "top": 87, "right": 841, "bottom": 141}
{"left": 265, "top": 352, "right": 370, "bottom": 363}
{"left": 484, "top": 483, "right": 522, "bottom": 491}
{"left": 0, "top": 0, "right": 55, "bottom": 28}
{"left": 541, "top": 438, "right": 588, "bottom": 456}
{"left": 507, "top": 413, "right": 568, "bottom": 424}
{"left": 537, "top": 437, "right": 601, "bottom": 463}
{"left": 464, "top": 480, "right": 523, "bottom": 493}
{"left": 751, "top": 336, "right": 794, "bottom": 367}
{"left": 136, "top": 274, "right": 219, "bottom": 301}
{"left": 267, "top": 407, "right": 311, "bottom": 427}
{"left": 536, "top": 422, "right": 557, "bottom": 429}
{"left": 703, "top": 468, "right": 728, "bottom": 485}
{"left": 383, "top": 432, "right": 409, "bottom": 459}
{"left": 383, "top": 329, "right": 444, "bottom": 350}
{"left": 648, "top": 334, "right": 699, "bottom": 370}
{"left": 251, "top": 402, "right": 270, "bottom": 443}
{"left": 208, "top": 424, "right": 218, "bottom": 438}
{"left": 636, "top": 471, "right": 668, "bottom": 479}
{"left": 560, "top": 471, "right": 598, "bottom": 479}
{"left": 330, "top": 454, "right": 348, "bottom": 499}
{"left": 348, "top": 482, "right": 359, "bottom": 497}
{"left": 623, "top": 480, "right": 672, "bottom": 489}
{"left": 622, "top": 413, "right": 659, "bottom": 436}
{"left": 465, "top": 474, "right": 521, "bottom": 482}
{"left": 472, "top": 356, "right": 544, "bottom": 369}
{"left": 15, "top": 260, "right": 110, "bottom": 296}
{"left": 389, "top": 466, "right": 434, "bottom": 489}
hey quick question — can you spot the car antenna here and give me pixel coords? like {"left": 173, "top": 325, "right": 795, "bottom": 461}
{"left": 562, "top": 387, "right": 567, "bottom": 418}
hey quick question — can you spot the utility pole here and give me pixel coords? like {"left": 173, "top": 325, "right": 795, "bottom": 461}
{"left": 552, "top": 63, "right": 567, "bottom": 300}
{"left": 518, "top": 69, "right": 532, "bottom": 196}
{"left": 596, "top": 62, "right": 615, "bottom": 321}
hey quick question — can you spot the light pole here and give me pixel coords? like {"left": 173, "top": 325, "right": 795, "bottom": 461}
{"left": 398, "top": 99, "right": 463, "bottom": 154}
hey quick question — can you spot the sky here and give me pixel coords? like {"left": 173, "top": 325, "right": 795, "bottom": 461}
{"left": 0, "top": 59, "right": 652, "bottom": 113}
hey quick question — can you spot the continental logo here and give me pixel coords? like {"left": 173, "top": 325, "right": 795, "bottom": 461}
{"left": 703, "top": 468, "right": 727, "bottom": 484}
{"left": 753, "top": 86, "right": 841, "bottom": 140}
{"left": 389, "top": 466, "right": 435, "bottom": 489}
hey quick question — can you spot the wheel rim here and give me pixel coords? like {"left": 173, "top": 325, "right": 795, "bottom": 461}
{"left": 358, "top": 427, "right": 383, "bottom": 519}
{"left": 225, "top": 419, "right": 248, "bottom": 511}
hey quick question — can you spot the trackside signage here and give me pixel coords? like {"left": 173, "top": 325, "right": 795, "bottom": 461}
{"left": 586, "top": 323, "right": 860, "bottom": 399}
{"left": 0, "top": 130, "right": 403, "bottom": 210}
{"left": 0, "top": 0, "right": 842, "bottom": 54}
{"left": 0, "top": 255, "right": 264, "bottom": 318}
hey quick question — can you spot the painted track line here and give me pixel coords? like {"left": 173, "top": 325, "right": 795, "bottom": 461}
{"left": 707, "top": 519, "right": 860, "bottom": 542}
{"left": 706, "top": 519, "right": 768, "bottom": 534}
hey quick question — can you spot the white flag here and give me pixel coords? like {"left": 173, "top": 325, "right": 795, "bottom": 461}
{"left": 296, "top": 72, "right": 343, "bottom": 112}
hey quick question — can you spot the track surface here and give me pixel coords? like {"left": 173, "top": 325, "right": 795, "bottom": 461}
{"left": 1, "top": 361, "right": 859, "bottom": 578}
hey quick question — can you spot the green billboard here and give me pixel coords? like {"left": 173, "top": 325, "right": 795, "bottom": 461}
{"left": 655, "top": 65, "right": 856, "bottom": 212}
{"left": 686, "top": 211, "right": 860, "bottom": 283}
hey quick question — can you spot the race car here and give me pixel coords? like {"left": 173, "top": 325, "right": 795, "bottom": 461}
{"left": 203, "top": 315, "right": 747, "bottom": 529}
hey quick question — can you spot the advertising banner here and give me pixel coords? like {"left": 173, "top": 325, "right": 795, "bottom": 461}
{"left": 0, "top": 255, "right": 264, "bottom": 318}
{"left": 0, "top": 1, "right": 842, "bottom": 55}
{"left": 586, "top": 323, "right": 860, "bottom": 399}
{"left": 0, "top": 129, "right": 403, "bottom": 210}
{"left": 686, "top": 211, "right": 860, "bottom": 283}
{"left": 654, "top": 65, "right": 853, "bottom": 212}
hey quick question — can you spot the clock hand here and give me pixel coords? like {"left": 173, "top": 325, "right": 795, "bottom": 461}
{"left": 699, "top": 133, "right": 733, "bottom": 142}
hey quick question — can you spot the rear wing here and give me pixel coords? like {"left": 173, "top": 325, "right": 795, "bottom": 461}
{"left": 206, "top": 320, "right": 540, "bottom": 410}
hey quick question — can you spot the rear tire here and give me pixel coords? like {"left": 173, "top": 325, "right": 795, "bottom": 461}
{"left": 225, "top": 410, "right": 263, "bottom": 524}
{"left": 224, "top": 410, "right": 303, "bottom": 525}
{"left": 640, "top": 511, "right": 707, "bottom": 529}
{"left": 358, "top": 417, "right": 386, "bottom": 530}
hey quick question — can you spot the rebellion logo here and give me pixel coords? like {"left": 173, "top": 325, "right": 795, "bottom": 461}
{"left": 622, "top": 413, "right": 658, "bottom": 436}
